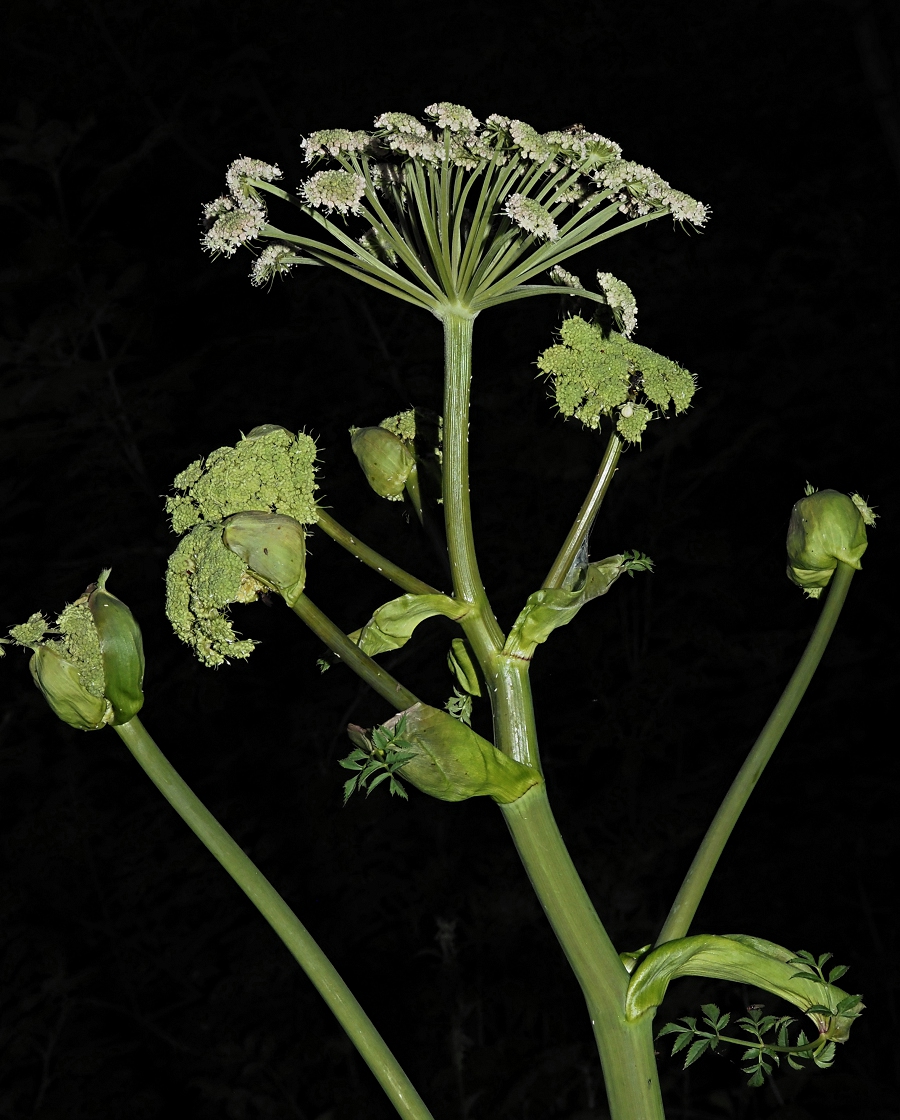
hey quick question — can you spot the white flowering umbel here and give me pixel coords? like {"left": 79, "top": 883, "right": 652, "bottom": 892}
{"left": 200, "top": 103, "right": 708, "bottom": 317}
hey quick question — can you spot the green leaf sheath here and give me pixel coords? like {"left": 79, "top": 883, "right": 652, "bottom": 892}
{"left": 543, "top": 432, "right": 623, "bottom": 590}
{"left": 291, "top": 593, "right": 419, "bottom": 710}
{"left": 114, "top": 717, "right": 434, "bottom": 1120}
{"left": 657, "top": 562, "right": 856, "bottom": 945}
{"left": 314, "top": 510, "right": 441, "bottom": 596}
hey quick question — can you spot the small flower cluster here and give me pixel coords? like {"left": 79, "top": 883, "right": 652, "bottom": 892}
{"left": 597, "top": 272, "right": 638, "bottom": 337}
{"left": 303, "top": 128, "right": 372, "bottom": 161}
{"left": 598, "top": 161, "right": 709, "bottom": 225}
{"left": 202, "top": 157, "right": 283, "bottom": 258}
{"left": 302, "top": 169, "right": 367, "bottom": 215}
{"left": 250, "top": 244, "right": 303, "bottom": 287}
{"left": 503, "top": 193, "right": 559, "bottom": 241}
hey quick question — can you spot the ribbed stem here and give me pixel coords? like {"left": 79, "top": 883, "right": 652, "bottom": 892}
{"left": 657, "top": 562, "right": 856, "bottom": 945}
{"left": 114, "top": 717, "right": 434, "bottom": 1120}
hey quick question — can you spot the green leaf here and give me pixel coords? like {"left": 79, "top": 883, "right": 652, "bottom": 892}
{"left": 388, "top": 776, "right": 408, "bottom": 800}
{"left": 683, "top": 1038, "right": 710, "bottom": 1069}
{"left": 625, "top": 933, "right": 864, "bottom": 1042}
{"left": 670, "top": 1031, "right": 695, "bottom": 1055}
{"left": 342, "top": 776, "right": 359, "bottom": 804}
{"left": 829, "top": 965, "right": 849, "bottom": 984}
{"left": 447, "top": 638, "right": 481, "bottom": 696}
{"left": 365, "top": 771, "right": 393, "bottom": 794}
{"left": 787, "top": 1055, "right": 807, "bottom": 1071}
{"left": 503, "top": 554, "right": 632, "bottom": 659}
{"left": 656, "top": 1022, "right": 690, "bottom": 1038}
{"left": 746, "top": 1069, "right": 765, "bottom": 1088}
{"left": 349, "top": 593, "right": 470, "bottom": 657}
{"left": 700, "top": 1003, "right": 720, "bottom": 1022}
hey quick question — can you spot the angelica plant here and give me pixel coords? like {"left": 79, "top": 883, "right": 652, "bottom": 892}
{"left": 2, "top": 103, "right": 876, "bottom": 1120}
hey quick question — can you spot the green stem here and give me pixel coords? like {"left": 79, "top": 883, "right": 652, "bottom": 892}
{"left": 656, "top": 562, "right": 856, "bottom": 945}
{"left": 543, "top": 433, "right": 623, "bottom": 590}
{"left": 291, "top": 593, "right": 419, "bottom": 711}
{"left": 440, "top": 310, "right": 504, "bottom": 672}
{"left": 114, "top": 717, "right": 434, "bottom": 1120}
{"left": 315, "top": 510, "right": 440, "bottom": 596}
{"left": 502, "top": 783, "right": 665, "bottom": 1120}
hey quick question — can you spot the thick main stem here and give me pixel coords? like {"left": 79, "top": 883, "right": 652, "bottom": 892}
{"left": 114, "top": 717, "right": 434, "bottom": 1120}
{"left": 440, "top": 310, "right": 663, "bottom": 1117}
{"left": 657, "top": 562, "right": 856, "bottom": 945}
{"left": 502, "top": 784, "right": 665, "bottom": 1120}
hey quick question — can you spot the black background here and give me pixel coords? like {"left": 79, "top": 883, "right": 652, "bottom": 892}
{"left": 1, "top": 2, "right": 897, "bottom": 1117}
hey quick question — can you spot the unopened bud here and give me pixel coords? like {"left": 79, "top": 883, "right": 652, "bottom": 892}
{"left": 86, "top": 570, "right": 145, "bottom": 725}
{"left": 29, "top": 645, "right": 111, "bottom": 731}
{"left": 377, "top": 702, "right": 541, "bottom": 803}
{"left": 786, "top": 489, "right": 869, "bottom": 596}
{"left": 222, "top": 511, "right": 307, "bottom": 606}
{"left": 350, "top": 426, "right": 416, "bottom": 500}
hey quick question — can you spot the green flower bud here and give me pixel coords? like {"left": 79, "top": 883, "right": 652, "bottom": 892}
{"left": 222, "top": 511, "right": 307, "bottom": 607}
{"left": 350, "top": 426, "right": 416, "bottom": 500}
{"left": 8, "top": 573, "right": 143, "bottom": 731}
{"left": 86, "top": 570, "right": 145, "bottom": 725}
{"left": 29, "top": 645, "right": 111, "bottom": 731}
{"left": 377, "top": 702, "right": 541, "bottom": 804}
{"left": 786, "top": 489, "right": 869, "bottom": 597}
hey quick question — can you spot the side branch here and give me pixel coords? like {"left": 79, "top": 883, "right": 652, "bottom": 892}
{"left": 543, "top": 433, "right": 623, "bottom": 589}
{"left": 114, "top": 717, "right": 434, "bottom": 1120}
{"left": 315, "top": 510, "right": 442, "bottom": 597}
{"left": 656, "top": 562, "right": 856, "bottom": 945}
{"left": 292, "top": 593, "right": 419, "bottom": 710}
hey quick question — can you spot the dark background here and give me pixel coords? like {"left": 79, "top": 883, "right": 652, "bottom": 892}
{"left": 1, "top": 1, "right": 897, "bottom": 1117}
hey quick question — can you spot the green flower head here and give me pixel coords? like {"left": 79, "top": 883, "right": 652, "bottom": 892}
{"left": 537, "top": 316, "right": 696, "bottom": 442}
{"left": 166, "top": 424, "right": 319, "bottom": 536}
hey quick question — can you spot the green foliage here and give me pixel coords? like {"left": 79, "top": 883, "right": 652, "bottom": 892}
{"left": 536, "top": 317, "right": 696, "bottom": 441}
{"left": 348, "top": 593, "right": 470, "bottom": 657}
{"left": 339, "top": 718, "right": 417, "bottom": 804}
{"left": 444, "top": 688, "right": 473, "bottom": 725}
{"left": 447, "top": 638, "right": 481, "bottom": 696}
{"left": 658, "top": 996, "right": 853, "bottom": 1089}
{"left": 504, "top": 552, "right": 652, "bottom": 660}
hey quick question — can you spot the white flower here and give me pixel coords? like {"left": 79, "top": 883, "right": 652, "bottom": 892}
{"left": 202, "top": 202, "right": 266, "bottom": 257}
{"left": 225, "top": 157, "right": 282, "bottom": 206}
{"left": 250, "top": 244, "right": 302, "bottom": 287}
{"left": 597, "top": 272, "right": 638, "bottom": 337}
{"left": 598, "top": 160, "right": 708, "bottom": 226}
{"left": 303, "top": 129, "right": 371, "bottom": 161}
{"left": 503, "top": 193, "right": 558, "bottom": 241}
{"left": 301, "top": 170, "right": 367, "bottom": 215}
{"left": 373, "top": 112, "right": 428, "bottom": 137}
{"left": 508, "top": 120, "right": 555, "bottom": 162}
{"left": 549, "top": 265, "right": 582, "bottom": 288}
{"left": 424, "top": 102, "right": 480, "bottom": 132}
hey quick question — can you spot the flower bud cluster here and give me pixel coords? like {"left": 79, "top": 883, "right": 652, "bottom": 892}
{"left": 503, "top": 193, "right": 559, "bottom": 241}
{"left": 164, "top": 426, "right": 318, "bottom": 666}
{"left": 537, "top": 316, "right": 696, "bottom": 443}
{"left": 5, "top": 572, "right": 145, "bottom": 730}
{"left": 301, "top": 169, "right": 367, "bottom": 215}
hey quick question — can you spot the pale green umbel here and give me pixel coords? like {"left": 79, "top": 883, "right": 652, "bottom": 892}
{"left": 201, "top": 103, "right": 708, "bottom": 317}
